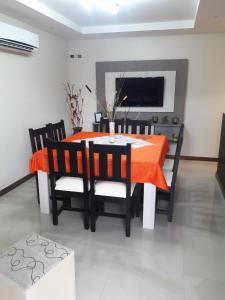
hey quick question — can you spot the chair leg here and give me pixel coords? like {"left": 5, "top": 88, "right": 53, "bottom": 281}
{"left": 168, "top": 193, "right": 174, "bottom": 222}
{"left": 35, "top": 173, "right": 40, "bottom": 204}
{"left": 135, "top": 184, "right": 142, "bottom": 217}
{"left": 136, "top": 200, "right": 140, "bottom": 217}
{"left": 125, "top": 198, "right": 131, "bottom": 237}
{"left": 168, "top": 214, "right": 173, "bottom": 222}
{"left": 90, "top": 197, "right": 96, "bottom": 232}
{"left": 52, "top": 194, "right": 58, "bottom": 225}
{"left": 140, "top": 183, "right": 144, "bottom": 203}
{"left": 131, "top": 197, "right": 135, "bottom": 218}
{"left": 97, "top": 202, "right": 104, "bottom": 214}
{"left": 84, "top": 196, "right": 89, "bottom": 230}
{"left": 64, "top": 196, "right": 71, "bottom": 208}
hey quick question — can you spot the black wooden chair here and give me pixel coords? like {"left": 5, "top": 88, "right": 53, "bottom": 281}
{"left": 29, "top": 126, "right": 50, "bottom": 153}
{"left": 99, "top": 117, "right": 109, "bottom": 132}
{"left": 123, "top": 119, "right": 151, "bottom": 207}
{"left": 163, "top": 124, "right": 184, "bottom": 171}
{"left": 47, "top": 140, "right": 89, "bottom": 229}
{"left": 47, "top": 119, "right": 66, "bottom": 141}
{"left": 125, "top": 119, "right": 151, "bottom": 134}
{"left": 114, "top": 119, "right": 125, "bottom": 133}
{"left": 89, "top": 142, "right": 136, "bottom": 237}
{"left": 156, "top": 135, "right": 183, "bottom": 222}
{"left": 29, "top": 126, "right": 51, "bottom": 203}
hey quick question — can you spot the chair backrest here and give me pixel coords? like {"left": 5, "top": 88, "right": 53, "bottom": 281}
{"left": 29, "top": 126, "right": 50, "bottom": 153}
{"left": 170, "top": 124, "right": 184, "bottom": 170}
{"left": 179, "top": 123, "right": 184, "bottom": 138}
{"left": 47, "top": 120, "right": 66, "bottom": 141}
{"left": 171, "top": 135, "right": 183, "bottom": 192}
{"left": 153, "top": 124, "right": 171, "bottom": 137}
{"left": 89, "top": 142, "right": 131, "bottom": 195}
{"left": 114, "top": 119, "right": 125, "bottom": 133}
{"left": 99, "top": 117, "right": 109, "bottom": 132}
{"left": 47, "top": 140, "right": 88, "bottom": 192}
{"left": 153, "top": 123, "right": 184, "bottom": 140}
{"left": 125, "top": 119, "right": 151, "bottom": 134}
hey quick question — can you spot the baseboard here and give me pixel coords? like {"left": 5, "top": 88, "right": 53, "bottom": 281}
{"left": 0, "top": 173, "right": 34, "bottom": 197}
{"left": 181, "top": 156, "right": 218, "bottom": 162}
{"left": 216, "top": 173, "right": 225, "bottom": 199}
{"left": 167, "top": 155, "right": 218, "bottom": 162}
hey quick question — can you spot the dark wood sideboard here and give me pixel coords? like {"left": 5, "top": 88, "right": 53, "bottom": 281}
{"left": 216, "top": 113, "right": 225, "bottom": 197}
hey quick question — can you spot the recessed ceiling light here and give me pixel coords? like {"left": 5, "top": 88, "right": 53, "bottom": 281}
{"left": 80, "top": 0, "right": 132, "bottom": 15}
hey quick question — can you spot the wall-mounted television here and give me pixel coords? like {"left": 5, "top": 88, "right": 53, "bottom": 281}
{"left": 116, "top": 77, "right": 165, "bottom": 107}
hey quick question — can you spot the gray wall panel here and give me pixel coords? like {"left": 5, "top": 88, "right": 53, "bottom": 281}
{"left": 96, "top": 59, "right": 188, "bottom": 122}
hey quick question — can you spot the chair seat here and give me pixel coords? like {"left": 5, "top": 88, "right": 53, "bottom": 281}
{"left": 94, "top": 181, "right": 135, "bottom": 198}
{"left": 163, "top": 170, "right": 173, "bottom": 187}
{"left": 163, "top": 158, "right": 174, "bottom": 171}
{"left": 55, "top": 176, "right": 89, "bottom": 193}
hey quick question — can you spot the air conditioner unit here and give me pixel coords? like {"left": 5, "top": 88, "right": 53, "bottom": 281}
{"left": 0, "top": 21, "right": 39, "bottom": 55}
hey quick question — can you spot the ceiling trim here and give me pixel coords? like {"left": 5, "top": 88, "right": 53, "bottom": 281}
{"left": 82, "top": 20, "right": 195, "bottom": 34}
{"left": 16, "top": 0, "right": 198, "bottom": 35}
{"left": 16, "top": 0, "right": 81, "bottom": 32}
{"left": 194, "top": 0, "right": 201, "bottom": 26}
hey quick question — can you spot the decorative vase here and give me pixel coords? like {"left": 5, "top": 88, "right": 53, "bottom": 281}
{"left": 172, "top": 117, "right": 180, "bottom": 124}
{"left": 152, "top": 116, "right": 159, "bottom": 123}
{"left": 73, "top": 127, "right": 82, "bottom": 134}
{"left": 109, "top": 121, "right": 115, "bottom": 134}
{"left": 161, "top": 115, "right": 169, "bottom": 124}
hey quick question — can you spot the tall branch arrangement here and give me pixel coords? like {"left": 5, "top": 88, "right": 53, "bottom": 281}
{"left": 64, "top": 82, "right": 84, "bottom": 128}
{"left": 98, "top": 77, "right": 127, "bottom": 121}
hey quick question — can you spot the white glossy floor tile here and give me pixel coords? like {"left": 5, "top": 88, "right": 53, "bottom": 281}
{"left": 184, "top": 276, "right": 225, "bottom": 300}
{"left": 100, "top": 262, "right": 185, "bottom": 300}
{"left": 0, "top": 161, "right": 225, "bottom": 300}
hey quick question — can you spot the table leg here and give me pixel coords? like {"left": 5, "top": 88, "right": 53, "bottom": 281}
{"left": 143, "top": 183, "right": 156, "bottom": 229}
{"left": 37, "top": 171, "right": 50, "bottom": 214}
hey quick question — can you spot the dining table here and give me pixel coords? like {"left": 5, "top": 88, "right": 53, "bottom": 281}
{"left": 29, "top": 131, "right": 169, "bottom": 230}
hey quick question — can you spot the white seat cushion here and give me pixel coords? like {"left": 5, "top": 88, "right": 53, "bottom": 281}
{"left": 163, "top": 170, "right": 173, "bottom": 187}
{"left": 94, "top": 181, "right": 135, "bottom": 198}
{"left": 55, "top": 176, "right": 89, "bottom": 193}
{"left": 163, "top": 158, "right": 174, "bottom": 171}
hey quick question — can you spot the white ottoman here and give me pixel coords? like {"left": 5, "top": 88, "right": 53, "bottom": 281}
{"left": 0, "top": 233, "right": 75, "bottom": 300}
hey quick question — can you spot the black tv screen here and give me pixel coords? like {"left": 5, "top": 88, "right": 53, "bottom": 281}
{"left": 116, "top": 77, "right": 165, "bottom": 107}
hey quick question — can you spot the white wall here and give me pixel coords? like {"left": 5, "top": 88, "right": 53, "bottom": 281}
{"left": 1, "top": 20, "right": 225, "bottom": 190}
{"left": 68, "top": 34, "right": 225, "bottom": 158}
{"left": 0, "top": 14, "right": 69, "bottom": 189}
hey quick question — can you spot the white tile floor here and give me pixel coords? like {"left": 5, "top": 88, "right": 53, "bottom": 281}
{"left": 0, "top": 161, "right": 225, "bottom": 300}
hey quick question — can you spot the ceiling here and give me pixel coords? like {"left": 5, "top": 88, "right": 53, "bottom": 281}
{"left": 0, "top": 0, "right": 225, "bottom": 38}
{"left": 29, "top": 0, "right": 198, "bottom": 26}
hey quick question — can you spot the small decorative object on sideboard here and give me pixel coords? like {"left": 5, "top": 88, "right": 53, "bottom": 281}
{"left": 64, "top": 82, "right": 84, "bottom": 134}
{"left": 172, "top": 116, "right": 180, "bottom": 124}
{"left": 172, "top": 133, "right": 178, "bottom": 142}
{"left": 95, "top": 112, "right": 102, "bottom": 123}
{"left": 152, "top": 116, "right": 159, "bottom": 123}
{"left": 161, "top": 115, "right": 169, "bottom": 123}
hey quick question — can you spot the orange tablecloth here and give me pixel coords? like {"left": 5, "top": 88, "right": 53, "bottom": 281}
{"left": 29, "top": 132, "right": 169, "bottom": 191}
